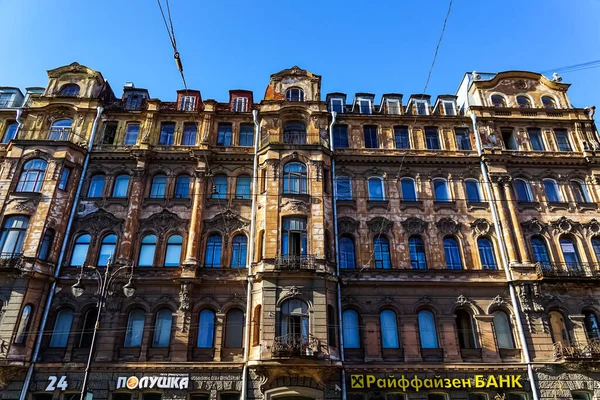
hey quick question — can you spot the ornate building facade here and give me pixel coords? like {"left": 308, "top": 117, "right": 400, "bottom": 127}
{"left": 0, "top": 64, "right": 598, "bottom": 400}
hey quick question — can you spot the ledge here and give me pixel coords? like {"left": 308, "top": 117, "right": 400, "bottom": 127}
{"left": 367, "top": 200, "right": 389, "bottom": 210}
{"left": 400, "top": 200, "right": 424, "bottom": 210}
{"left": 433, "top": 201, "right": 456, "bottom": 211}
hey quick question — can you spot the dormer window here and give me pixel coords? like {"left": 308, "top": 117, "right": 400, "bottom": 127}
{"left": 59, "top": 84, "right": 80, "bottom": 97}
{"left": 491, "top": 95, "right": 507, "bottom": 108}
{"left": 517, "top": 95, "right": 532, "bottom": 108}
{"left": 415, "top": 100, "right": 428, "bottom": 115}
{"left": 126, "top": 95, "right": 142, "bottom": 111}
{"left": 386, "top": 99, "right": 401, "bottom": 115}
{"left": 180, "top": 96, "right": 195, "bottom": 111}
{"left": 357, "top": 98, "right": 372, "bottom": 115}
{"left": 329, "top": 98, "right": 344, "bottom": 113}
{"left": 233, "top": 97, "right": 248, "bottom": 112}
{"left": 286, "top": 88, "right": 304, "bottom": 102}
{"left": 0, "top": 93, "right": 14, "bottom": 108}
{"left": 442, "top": 101, "right": 456, "bottom": 116}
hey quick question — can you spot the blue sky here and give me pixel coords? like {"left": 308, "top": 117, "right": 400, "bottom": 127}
{"left": 1, "top": 0, "right": 599, "bottom": 107}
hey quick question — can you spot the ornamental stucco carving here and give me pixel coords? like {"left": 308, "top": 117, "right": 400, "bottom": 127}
{"left": 470, "top": 218, "right": 493, "bottom": 237}
{"left": 401, "top": 217, "right": 427, "bottom": 235}
{"left": 141, "top": 209, "right": 188, "bottom": 235}
{"left": 338, "top": 217, "right": 359, "bottom": 235}
{"left": 367, "top": 217, "right": 393, "bottom": 235}
{"left": 436, "top": 218, "right": 462, "bottom": 236}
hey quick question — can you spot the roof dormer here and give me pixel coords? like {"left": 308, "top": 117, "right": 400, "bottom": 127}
{"left": 229, "top": 90, "right": 253, "bottom": 112}
{"left": 407, "top": 95, "right": 431, "bottom": 115}
{"left": 45, "top": 62, "right": 109, "bottom": 99}
{"left": 122, "top": 83, "right": 150, "bottom": 111}
{"left": 380, "top": 94, "right": 403, "bottom": 115}
{"left": 264, "top": 66, "right": 321, "bottom": 102}
{"left": 0, "top": 87, "right": 24, "bottom": 109}
{"left": 352, "top": 93, "right": 375, "bottom": 114}
{"left": 177, "top": 89, "right": 202, "bottom": 111}
{"left": 433, "top": 95, "right": 458, "bottom": 116}
{"left": 326, "top": 93, "right": 347, "bottom": 113}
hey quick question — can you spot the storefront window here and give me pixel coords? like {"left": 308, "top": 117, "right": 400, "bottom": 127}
{"left": 143, "top": 394, "right": 162, "bottom": 400}
{"left": 111, "top": 394, "right": 132, "bottom": 400}
{"left": 428, "top": 395, "right": 447, "bottom": 400}
{"left": 220, "top": 394, "right": 240, "bottom": 400}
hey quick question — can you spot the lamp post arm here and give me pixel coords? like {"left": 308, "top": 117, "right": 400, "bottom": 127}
{"left": 105, "top": 265, "right": 135, "bottom": 289}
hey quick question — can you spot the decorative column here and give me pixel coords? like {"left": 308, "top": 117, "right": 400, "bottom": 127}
{"left": 183, "top": 168, "right": 206, "bottom": 274}
{"left": 171, "top": 282, "right": 192, "bottom": 362}
{"left": 490, "top": 176, "right": 519, "bottom": 265}
{"left": 117, "top": 167, "right": 145, "bottom": 262}
{"left": 501, "top": 177, "right": 530, "bottom": 264}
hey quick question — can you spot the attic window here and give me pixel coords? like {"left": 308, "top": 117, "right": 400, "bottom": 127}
{"left": 517, "top": 95, "right": 532, "bottom": 108}
{"left": 542, "top": 96, "right": 557, "bottom": 109}
{"left": 59, "top": 84, "right": 80, "bottom": 97}
{"left": 442, "top": 101, "right": 455, "bottom": 116}
{"left": 491, "top": 95, "right": 506, "bottom": 108}
{"left": 126, "top": 95, "right": 143, "bottom": 111}
{"left": 180, "top": 96, "right": 195, "bottom": 111}
{"left": 386, "top": 99, "right": 401, "bottom": 115}
{"left": 329, "top": 98, "right": 344, "bottom": 113}
{"left": 414, "top": 100, "right": 428, "bottom": 115}
{"left": 233, "top": 97, "right": 248, "bottom": 112}
{"left": 357, "top": 98, "right": 372, "bottom": 115}
{"left": 286, "top": 88, "right": 304, "bottom": 102}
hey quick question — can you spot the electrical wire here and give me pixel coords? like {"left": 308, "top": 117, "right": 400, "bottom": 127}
{"left": 540, "top": 60, "right": 600, "bottom": 75}
{"left": 422, "top": 0, "right": 453, "bottom": 96}
{"left": 156, "top": 0, "right": 188, "bottom": 92}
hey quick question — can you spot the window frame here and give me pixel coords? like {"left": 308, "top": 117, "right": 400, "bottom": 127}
{"left": 490, "top": 94, "right": 507, "bottom": 108}
{"left": 571, "top": 179, "right": 591, "bottom": 203}
{"left": 465, "top": 178, "right": 483, "bottom": 202}
{"left": 454, "top": 128, "right": 471, "bottom": 150}
{"left": 373, "top": 235, "right": 391, "bottom": 269}
{"left": 235, "top": 175, "right": 251, "bottom": 200}
{"left": 197, "top": 309, "right": 216, "bottom": 348}
{"left": 513, "top": 178, "right": 533, "bottom": 202}
{"left": 339, "top": 236, "right": 356, "bottom": 269}
{"left": 174, "top": 175, "right": 191, "bottom": 199}
{"left": 417, "top": 310, "right": 439, "bottom": 348}
{"left": 527, "top": 128, "right": 545, "bottom": 151}
{"left": 414, "top": 100, "right": 429, "bottom": 115}
{"left": 2, "top": 121, "right": 18, "bottom": 143}
{"left": 386, "top": 99, "right": 401, "bottom": 115}
{"left": 217, "top": 123, "right": 233, "bottom": 147}
{"left": 49, "top": 309, "right": 74, "bottom": 348}
{"left": 285, "top": 88, "right": 304, "bottom": 102}
{"left": 58, "top": 167, "right": 71, "bottom": 191}
{"left": 542, "top": 178, "right": 562, "bottom": 203}
{"left": 443, "top": 236, "right": 463, "bottom": 270}
{"left": 357, "top": 98, "right": 372, "bottom": 115}
{"left": 478, "top": 237, "right": 497, "bottom": 270}
{"left": 493, "top": 310, "right": 516, "bottom": 349}
{"left": 164, "top": 234, "right": 183, "bottom": 267}
{"left": 380, "top": 309, "right": 400, "bottom": 348}
{"left": 367, "top": 176, "right": 385, "bottom": 201}
{"left": 230, "top": 234, "right": 248, "bottom": 268}
{"left": 152, "top": 309, "right": 173, "bottom": 348}
{"left": 239, "top": 124, "right": 254, "bottom": 147}
{"left": 516, "top": 95, "right": 533, "bottom": 108}
{"left": 425, "top": 127, "right": 441, "bottom": 150}
{"left": 343, "top": 309, "right": 360, "bottom": 349}
{"left": 233, "top": 97, "right": 248, "bottom": 112}
{"left": 335, "top": 175, "right": 352, "bottom": 200}
{"left": 149, "top": 175, "right": 167, "bottom": 199}
{"left": 17, "top": 159, "right": 48, "bottom": 193}
{"left": 124, "top": 309, "right": 146, "bottom": 347}
{"left": 283, "top": 162, "right": 307, "bottom": 195}
{"left": 400, "top": 177, "right": 417, "bottom": 201}
{"left": 123, "top": 123, "right": 140, "bottom": 145}
{"left": 441, "top": 100, "right": 456, "bottom": 116}
{"left": 333, "top": 125, "right": 349, "bottom": 148}
{"left": 409, "top": 235, "right": 427, "bottom": 270}
{"left": 433, "top": 178, "right": 451, "bottom": 202}
{"left": 554, "top": 129, "right": 573, "bottom": 152}
{"left": 0, "top": 216, "right": 29, "bottom": 258}
{"left": 329, "top": 98, "right": 344, "bottom": 113}
{"left": 363, "top": 125, "right": 379, "bottom": 148}
{"left": 394, "top": 126, "right": 410, "bottom": 149}
{"left": 138, "top": 234, "right": 157, "bottom": 267}
{"left": 180, "top": 96, "right": 196, "bottom": 111}
{"left": 158, "top": 122, "right": 176, "bottom": 146}
{"left": 181, "top": 123, "right": 197, "bottom": 146}
{"left": 541, "top": 95, "right": 558, "bottom": 109}
{"left": 205, "top": 233, "right": 223, "bottom": 268}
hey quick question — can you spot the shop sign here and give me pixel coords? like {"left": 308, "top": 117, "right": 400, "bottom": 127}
{"left": 350, "top": 374, "right": 524, "bottom": 391}
{"left": 116, "top": 374, "right": 189, "bottom": 390}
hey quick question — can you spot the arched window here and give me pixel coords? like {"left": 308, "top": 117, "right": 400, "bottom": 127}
{"left": 283, "top": 162, "right": 307, "bottom": 194}
{"left": 231, "top": 235, "right": 248, "bottom": 268}
{"left": 279, "top": 299, "right": 309, "bottom": 340}
{"left": 592, "top": 237, "right": 600, "bottom": 263}
{"left": 336, "top": 176, "right": 352, "bottom": 200}
{"left": 124, "top": 309, "right": 145, "bottom": 347}
{"left": 17, "top": 159, "right": 47, "bottom": 192}
{"left": 343, "top": 310, "right": 360, "bottom": 349}
{"left": 2, "top": 122, "right": 18, "bottom": 143}
{"left": 513, "top": 179, "right": 532, "bottom": 202}
{"left": 380, "top": 310, "right": 399, "bottom": 349}
{"left": 253, "top": 305, "right": 262, "bottom": 346}
{"left": 433, "top": 178, "right": 451, "bottom": 202}
{"left": 235, "top": 175, "right": 251, "bottom": 200}
{"left": 205, "top": 234, "right": 222, "bottom": 268}
{"left": 79, "top": 308, "right": 98, "bottom": 348}
{"left": 549, "top": 310, "right": 570, "bottom": 345}
{"left": 465, "top": 179, "right": 483, "bottom": 202}
{"left": 175, "top": 175, "right": 190, "bottom": 199}
{"left": 560, "top": 237, "right": 581, "bottom": 268}
{"left": 113, "top": 175, "right": 130, "bottom": 197}
{"left": 48, "top": 119, "right": 73, "bottom": 141}
{"left": 39, "top": 228, "right": 55, "bottom": 261}
{"left": 153, "top": 309, "right": 173, "bottom": 347}
{"left": 368, "top": 177, "right": 385, "bottom": 200}
{"left": 443, "top": 237, "right": 463, "bottom": 270}
{"left": 87, "top": 174, "right": 105, "bottom": 197}
{"left": 70, "top": 234, "right": 90, "bottom": 266}
{"left": 224, "top": 308, "right": 244, "bottom": 348}
{"left": 542, "top": 96, "right": 557, "bottom": 109}
{"left": 571, "top": 180, "right": 590, "bottom": 203}
{"left": 164, "top": 235, "right": 183, "bottom": 267}
{"left": 284, "top": 122, "right": 307, "bottom": 144}
{"left": 286, "top": 88, "right": 304, "bottom": 102}
{"left": 97, "top": 234, "right": 117, "bottom": 266}
{"left": 59, "top": 84, "right": 80, "bottom": 97}
{"left": 531, "top": 236, "right": 551, "bottom": 269}
{"left": 374, "top": 236, "right": 391, "bottom": 269}
{"left": 150, "top": 175, "right": 167, "bottom": 198}
{"left": 50, "top": 309, "right": 74, "bottom": 348}
{"left": 0, "top": 216, "right": 29, "bottom": 257}
{"left": 491, "top": 95, "right": 507, "bottom": 108}
{"left": 543, "top": 179, "right": 561, "bottom": 202}
{"left": 418, "top": 310, "right": 438, "bottom": 348}
{"left": 327, "top": 305, "right": 336, "bottom": 347}
{"left": 516, "top": 95, "right": 532, "bottom": 108}
{"left": 198, "top": 309, "right": 216, "bottom": 348}
{"left": 584, "top": 311, "right": 600, "bottom": 341}
{"left": 401, "top": 178, "right": 417, "bottom": 201}
{"left": 409, "top": 236, "right": 427, "bottom": 270}
{"left": 456, "top": 310, "right": 477, "bottom": 349}
{"left": 493, "top": 310, "right": 515, "bottom": 349}
{"left": 212, "top": 175, "right": 227, "bottom": 199}
{"left": 478, "top": 237, "right": 497, "bottom": 270}
{"left": 139, "top": 234, "right": 157, "bottom": 267}
{"left": 14, "top": 304, "right": 32, "bottom": 344}
{"left": 339, "top": 236, "right": 356, "bottom": 269}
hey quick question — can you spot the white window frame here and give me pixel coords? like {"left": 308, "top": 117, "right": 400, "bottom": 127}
{"left": 414, "top": 100, "right": 429, "bottom": 115}
{"left": 441, "top": 100, "right": 456, "bottom": 116}
{"left": 490, "top": 93, "right": 508, "bottom": 108}
{"left": 329, "top": 98, "right": 344, "bottom": 113}
{"left": 233, "top": 97, "right": 248, "bottom": 112}
{"left": 516, "top": 93, "right": 534, "bottom": 108}
{"left": 386, "top": 99, "right": 401, "bottom": 115}
{"left": 357, "top": 98, "right": 372, "bottom": 115}
{"left": 180, "top": 96, "right": 195, "bottom": 111}
{"left": 571, "top": 179, "right": 591, "bottom": 203}
{"left": 286, "top": 88, "right": 304, "bottom": 102}
{"left": 541, "top": 95, "right": 559, "bottom": 109}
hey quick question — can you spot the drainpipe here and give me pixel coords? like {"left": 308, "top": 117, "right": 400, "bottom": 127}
{"left": 240, "top": 109, "right": 260, "bottom": 400}
{"left": 328, "top": 111, "right": 346, "bottom": 400}
{"left": 20, "top": 105, "right": 104, "bottom": 400}
{"left": 470, "top": 112, "right": 539, "bottom": 400}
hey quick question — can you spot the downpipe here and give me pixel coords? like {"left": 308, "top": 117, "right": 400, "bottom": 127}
{"left": 240, "top": 110, "right": 260, "bottom": 399}
{"left": 20, "top": 106, "right": 104, "bottom": 400}
{"left": 470, "top": 113, "right": 539, "bottom": 400}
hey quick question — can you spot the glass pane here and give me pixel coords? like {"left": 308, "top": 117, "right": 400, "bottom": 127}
{"left": 466, "top": 181, "right": 481, "bottom": 202}
{"left": 153, "top": 310, "right": 172, "bottom": 347}
{"left": 401, "top": 179, "right": 417, "bottom": 201}
{"left": 124, "top": 310, "right": 145, "bottom": 347}
{"left": 113, "top": 175, "right": 130, "bottom": 197}
{"left": 334, "top": 125, "right": 349, "bottom": 148}
{"left": 205, "top": 235, "right": 222, "bottom": 267}
{"left": 340, "top": 237, "right": 355, "bottom": 269}
{"left": 514, "top": 180, "right": 531, "bottom": 202}
{"left": 231, "top": 236, "right": 247, "bottom": 268}
{"left": 493, "top": 311, "right": 515, "bottom": 349}
{"left": 70, "top": 235, "right": 91, "bottom": 266}
{"left": 343, "top": 310, "right": 360, "bottom": 348}
{"left": 239, "top": 124, "right": 254, "bottom": 146}
{"left": 217, "top": 124, "right": 233, "bottom": 146}
{"left": 165, "top": 236, "right": 182, "bottom": 267}
{"left": 478, "top": 238, "right": 497, "bottom": 270}
{"left": 88, "top": 176, "right": 105, "bottom": 197}
{"left": 336, "top": 177, "right": 352, "bottom": 200}
{"left": 418, "top": 310, "right": 438, "bottom": 348}
{"left": 544, "top": 180, "right": 561, "bottom": 202}
{"left": 98, "top": 235, "right": 117, "bottom": 266}
{"left": 409, "top": 237, "right": 427, "bottom": 269}
{"left": 225, "top": 309, "right": 244, "bottom": 348}
{"left": 150, "top": 176, "right": 167, "bottom": 198}
{"left": 198, "top": 310, "right": 215, "bottom": 348}
{"left": 213, "top": 175, "right": 228, "bottom": 198}
{"left": 139, "top": 235, "right": 157, "bottom": 267}
{"left": 394, "top": 126, "right": 410, "bottom": 149}
{"left": 175, "top": 176, "right": 190, "bottom": 198}
{"left": 182, "top": 123, "right": 197, "bottom": 145}
{"left": 50, "top": 310, "right": 73, "bottom": 347}
{"left": 380, "top": 310, "right": 399, "bottom": 348}
{"left": 235, "top": 176, "right": 251, "bottom": 199}
{"left": 368, "top": 179, "right": 384, "bottom": 200}
{"left": 434, "top": 180, "right": 450, "bottom": 201}
{"left": 444, "top": 237, "right": 462, "bottom": 270}
{"left": 159, "top": 123, "right": 175, "bottom": 145}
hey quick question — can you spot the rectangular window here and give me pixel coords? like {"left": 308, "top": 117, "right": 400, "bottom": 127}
{"left": 502, "top": 128, "right": 518, "bottom": 150}
{"left": 358, "top": 99, "right": 371, "bottom": 115}
{"left": 363, "top": 126, "right": 378, "bottom": 148}
{"left": 425, "top": 127, "right": 441, "bottom": 150}
{"left": 455, "top": 128, "right": 471, "bottom": 150}
{"left": 415, "top": 100, "right": 428, "bottom": 115}
{"left": 159, "top": 122, "right": 176, "bottom": 145}
{"left": 571, "top": 393, "right": 591, "bottom": 400}
{"left": 528, "top": 128, "right": 545, "bottom": 151}
{"left": 125, "top": 95, "right": 143, "bottom": 110}
{"left": 101, "top": 122, "right": 118, "bottom": 144}
{"left": 180, "top": 96, "right": 195, "bottom": 111}
{"left": 182, "top": 123, "right": 197, "bottom": 146}
{"left": 386, "top": 99, "right": 401, "bottom": 115}
{"left": 555, "top": 129, "right": 572, "bottom": 151}
{"left": 329, "top": 98, "right": 344, "bottom": 113}
{"left": 394, "top": 126, "right": 410, "bottom": 149}
{"left": 239, "top": 124, "right": 254, "bottom": 147}
{"left": 217, "top": 123, "right": 232, "bottom": 146}
{"left": 123, "top": 124, "right": 140, "bottom": 145}
{"left": 333, "top": 125, "right": 349, "bottom": 148}
{"left": 468, "top": 395, "right": 487, "bottom": 400}
{"left": 233, "top": 97, "right": 248, "bottom": 112}
{"left": 443, "top": 101, "right": 456, "bottom": 115}
{"left": 59, "top": 167, "right": 71, "bottom": 191}
{"left": 220, "top": 395, "right": 240, "bottom": 400}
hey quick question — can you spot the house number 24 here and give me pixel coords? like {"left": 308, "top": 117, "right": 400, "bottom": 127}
{"left": 45, "top": 376, "right": 68, "bottom": 391}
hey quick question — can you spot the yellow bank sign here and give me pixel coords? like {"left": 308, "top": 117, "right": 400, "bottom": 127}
{"left": 350, "top": 374, "right": 524, "bottom": 391}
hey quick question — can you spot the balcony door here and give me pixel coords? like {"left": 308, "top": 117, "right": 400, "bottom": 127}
{"left": 281, "top": 299, "right": 309, "bottom": 340}
{"left": 282, "top": 217, "right": 307, "bottom": 258}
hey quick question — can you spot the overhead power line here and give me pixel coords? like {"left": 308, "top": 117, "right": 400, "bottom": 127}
{"left": 156, "top": 0, "right": 188, "bottom": 92}
{"left": 422, "top": 0, "right": 454, "bottom": 95}
{"left": 540, "top": 60, "right": 600, "bottom": 75}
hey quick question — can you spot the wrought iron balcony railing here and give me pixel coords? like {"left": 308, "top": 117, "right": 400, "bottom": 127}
{"left": 536, "top": 262, "right": 600, "bottom": 279}
{"left": 274, "top": 254, "right": 316, "bottom": 270}
{"left": 259, "top": 134, "right": 330, "bottom": 149}
{"left": 272, "top": 333, "right": 321, "bottom": 357}
{"left": 554, "top": 340, "right": 600, "bottom": 360}
{"left": 0, "top": 254, "right": 23, "bottom": 270}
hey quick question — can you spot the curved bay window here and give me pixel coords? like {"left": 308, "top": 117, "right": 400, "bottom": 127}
{"left": 282, "top": 217, "right": 307, "bottom": 260}
{"left": 283, "top": 162, "right": 307, "bottom": 194}
{"left": 205, "top": 234, "right": 222, "bottom": 268}
{"left": 478, "top": 237, "right": 497, "bottom": 270}
{"left": 124, "top": 309, "right": 145, "bottom": 347}
{"left": 409, "top": 235, "right": 427, "bottom": 270}
{"left": 164, "top": 235, "right": 183, "bottom": 267}
{"left": 284, "top": 122, "right": 306, "bottom": 144}
{"left": 17, "top": 159, "right": 47, "bottom": 192}
{"left": 443, "top": 237, "right": 463, "bottom": 270}
{"left": 138, "top": 234, "right": 157, "bottom": 267}
{"left": 197, "top": 309, "right": 216, "bottom": 348}
{"left": 70, "top": 234, "right": 90, "bottom": 266}
{"left": 0, "top": 216, "right": 29, "bottom": 258}
{"left": 339, "top": 236, "right": 356, "bottom": 269}
{"left": 584, "top": 311, "right": 600, "bottom": 341}
{"left": 531, "top": 236, "right": 551, "bottom": 269}
{"left": 455, "top": 310, "right": 477, "bottom": 349}
{"left": 373, "top": 236, "right": 391, "bottom": 269}
{"left": 231, "top": 235, "right": 247, "bottom": 268}
{"left": 493, "top": 310, "right": 515, "bottom": 349}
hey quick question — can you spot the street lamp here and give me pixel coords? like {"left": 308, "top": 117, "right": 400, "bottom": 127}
{"left": 71, "top": 255, "right": 135, "bottom": 400}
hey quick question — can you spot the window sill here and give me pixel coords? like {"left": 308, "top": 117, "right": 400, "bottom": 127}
{"left": 336, "top": 199, "right": 356, "bottom": 209}
{"left": 400, "top": 200, "right": 424, "bottom": 210}
{"left": 192, "top": 347, "right": 215, "bottom": 361}
{"left": 381, "top": 347, "right": 404, "bottom": 362}
{"left": 118, "top": 347, "right": 141, "bottom": 361}
{"left": 460, "top": 348, "right": 482, "bottom": 360}
{"left": 221, "top": 347, "right": 244, "bottom": 362}
{"left": 105, "top": 197, "right": 129, "bottom": 205}
{"left": 433, "top": 201, "right": 456, "bottom": 211}
{"left": 10, "top": 191, "right": 42, "bottom": 199}
{"left": 367, "top": 200, "right": 389, "bottom": 210}
{"left": 467, "top": 201, "right": 489, "bottom": 211}
{"left": 421, "top": 347, "right": 444, "bottom": 362}
{"left": 548, "top": 201, "right": 569, "bottom": 211}
{"left": 147, "top": 347, "right": 170, "bottom": 361}
{"left": 576, "top": 202, "right": 598, "bottom": 211}
{"left": 517, "top": 200, "right": 541, "bottom": 211}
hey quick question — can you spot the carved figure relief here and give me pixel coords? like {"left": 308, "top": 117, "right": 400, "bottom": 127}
{"left": 367, "top": 217, "right": 393, "bottom": 235}
{"left": 401, "top": 217, "right": 428, "bottom": 235}
{"left": 436, "top": 218, "right": 462, "bottom": 236}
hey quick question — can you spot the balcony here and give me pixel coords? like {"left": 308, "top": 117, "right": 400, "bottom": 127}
{"left": 272, "top": 334, "right": 322, "bottom": 357}
{"left": 536, "top": 262, "right": 600, "bottom": 280}
{"left": 0, "top": 254, "right": 23, "bottom": 271}
{"left": 274, "top": 254, "right": 316, "bottom": 270}
{"left": 554, "top": 340, "right": 600, "bottom": 360}
{"left": 259, "top": 134, "right": 329, "bottom": 149}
